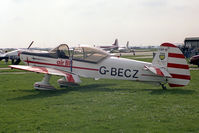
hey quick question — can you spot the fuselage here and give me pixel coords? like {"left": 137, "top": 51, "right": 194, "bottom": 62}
{"left": 99, "top": 45, "right": 118, "bottom": 51}
{"left": 9, "top": 43, "right": 191, "bottom": 89}
{"left": 20, "top": 49, "right": 165, "bottom": 84}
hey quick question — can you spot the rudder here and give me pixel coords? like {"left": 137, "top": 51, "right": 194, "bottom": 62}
{"left": 152, "top": 43, "right": 191, "bottom": 87}
{"left": 113, "top": 39, "right": 118, "bottom": 46}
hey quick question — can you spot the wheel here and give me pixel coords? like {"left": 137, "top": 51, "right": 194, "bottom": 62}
{"left": 161, "top": 84, "right": 167, "bottom": 90}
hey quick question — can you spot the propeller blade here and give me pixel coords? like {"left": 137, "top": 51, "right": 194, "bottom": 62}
{"left": 27, "top": 41, "right": 34, "bottom": 49}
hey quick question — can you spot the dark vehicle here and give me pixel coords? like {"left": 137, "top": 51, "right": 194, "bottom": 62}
{"left": 190, "top": 55, "right": 199, "bottom": 67}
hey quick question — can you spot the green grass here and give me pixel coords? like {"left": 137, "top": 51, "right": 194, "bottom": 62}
{"left": 0, "top": 61, "right": 12, "bottom": 68}
{"left": 189, "top": 64, "right": 199, "bottom": 68}
{"left": 133, "top": 58, "right": 153, "bottom": 62}
{"left": 0, "top": 70, "right": 199, "bottom": 133}
{"left": 122, "top": 56, "right": 153, "bottom": 63}
{"left": 0, "top": 69, "right": 26, "bottom": 73}
{"left": 0, "top": 60, "right": 24, "bottom": 68}
{"left": 121, "top": 55, "right": 152, "bottom": 58}
{"left": 0, "top": 56, "right": 199, "bottom": 132}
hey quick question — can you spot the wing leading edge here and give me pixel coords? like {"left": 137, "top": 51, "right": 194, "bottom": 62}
{"left": 9, "top": 65, "right": 81, "bottom": 83}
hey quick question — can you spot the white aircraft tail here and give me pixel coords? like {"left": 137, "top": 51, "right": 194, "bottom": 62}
{"left": 152, "top": 43, "right": 190, "bottom": 87}
{"left": 126, "top": 41, "right": 129, "bottom": 49}
{"left": 113, "top": 39, "right": 118, "bottom": 46}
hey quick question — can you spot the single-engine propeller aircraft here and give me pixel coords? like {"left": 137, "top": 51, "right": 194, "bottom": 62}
{"left": 9, "top": 43, "right": 190, "bottom": 90}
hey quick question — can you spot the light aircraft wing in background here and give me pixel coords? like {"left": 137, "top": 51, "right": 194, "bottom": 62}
{"left": 99, "top": 39, "right": 119, "bottom": 51}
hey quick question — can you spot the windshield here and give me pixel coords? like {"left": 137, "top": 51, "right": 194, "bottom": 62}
{"left": 73, "top": 47, "right": 109, "bottom": 63}
{"left": 49, "top": 44, "right": 70, "bottom": 59}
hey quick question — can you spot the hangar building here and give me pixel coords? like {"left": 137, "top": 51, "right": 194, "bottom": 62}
{"left": 182, "top": 37, "right": 199, "bottom": 57}
{"left": 184, "top": 37, "right": 199, "bottom": 49}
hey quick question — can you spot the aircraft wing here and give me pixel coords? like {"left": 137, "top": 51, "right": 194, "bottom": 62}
{"left": 144, "top": 65, "right": 172, "bottom": 78}
{"left": 9, "top": 65, "right": 81, "bottom": 83}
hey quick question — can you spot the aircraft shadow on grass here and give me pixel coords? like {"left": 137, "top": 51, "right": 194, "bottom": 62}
{"left": 8, "top": 84, "right": 195, "bottom": 101}
{"left": 8, "top": 83, "right": 126, "bottom": 101}
{"left": 141, "top": 88, "right": 195, "bottom": 95}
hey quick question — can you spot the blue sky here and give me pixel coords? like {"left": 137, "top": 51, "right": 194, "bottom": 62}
{"left": 0, "top": 0, "right": 199, "bottom": 48}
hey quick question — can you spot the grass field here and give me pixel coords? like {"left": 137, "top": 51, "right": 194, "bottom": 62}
{"left": 122, "top": 56, "right": 153, "bottom": 63}
{"left": 0, "top": 58, "right": 199, "bottom": 133}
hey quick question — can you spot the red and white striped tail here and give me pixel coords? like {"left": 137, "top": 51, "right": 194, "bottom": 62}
{"left": 152, "top": 43, "right": 190, "bottom": 87}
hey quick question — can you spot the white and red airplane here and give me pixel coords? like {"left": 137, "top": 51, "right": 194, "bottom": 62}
{"left": 9, "top": 43, "right": 190, "bottom": 90}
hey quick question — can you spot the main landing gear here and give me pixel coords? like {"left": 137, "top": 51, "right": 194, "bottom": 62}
{"left": 57, "top": 77, "right": 79, "bottom": 87}
{"left": 160, "top": 83, "right": 167, "bottom": 90}
{"left": 57, "top": 77, "right": 68, "bottom": 87}
{"left": 34, "top": 74, "right": 56, "bottom": 90}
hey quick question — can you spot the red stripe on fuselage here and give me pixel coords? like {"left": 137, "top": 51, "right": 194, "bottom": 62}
{"left": 167, "top": 63, "right": 189, "bottom": 69}
{"left": 24, "top": 60, "right": 99, "bottom": 71}
{"left": 168, "top": 53, "right": 185, "bottom": 59}
{"left": 170, "top": 73, "right": 191, "bottom": 80}
{"left": 72, "top": 66, "right": 98, "bottom": 71}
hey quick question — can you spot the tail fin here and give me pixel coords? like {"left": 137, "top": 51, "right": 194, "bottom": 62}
{"left": 113, "top": 39, "right": 118, "bottom": 46}
{"left": 152, "top": 43, "right": 190, "bottom": 87}
{"left": 126, "top": 41, "right": 129, "bottom": 49}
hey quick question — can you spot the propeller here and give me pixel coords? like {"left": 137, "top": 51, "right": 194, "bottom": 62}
{"left": 13, "top": 41, "right": 34, "bottom": 65}
{"left": 28, "top": 41, "right": 34, "bottom": 49}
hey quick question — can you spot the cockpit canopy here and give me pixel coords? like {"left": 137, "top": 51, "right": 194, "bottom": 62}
{"left": 73, "top": 46, "right": 109, "bottom": 63}
{"left": 49, "top": 44, "right": 70, "bottom": 59}
{"left": 50, "top": 44, "right": 109, "bottom": 63}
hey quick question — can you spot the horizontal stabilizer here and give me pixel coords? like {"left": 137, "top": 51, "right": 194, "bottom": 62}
{"left": 144, "top": 65, "right": 172, "bottom": 78}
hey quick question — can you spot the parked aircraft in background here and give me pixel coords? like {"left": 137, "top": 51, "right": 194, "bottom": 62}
{"left": 0, "top": 49, "right": 3, "bottom": 54}
{"left": 98, "top": 39, "right": 119, "bottom": 52}
{"left": 9, "top": 42, "right": 190, "bottom": 90}
{"left": 0, "top": 49, "right": 20, "bottom": 64}
{"left": 117, "top": 41, "right": 135, "bottom": 53}
{"left": 117, "top": 41, "right": 129, "bottom": 53}
{"left": 0, "top": 41, "right": 34, "bottom": 64}
{"left": 0, "top": 50, "right": 6, "bottom": 61}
